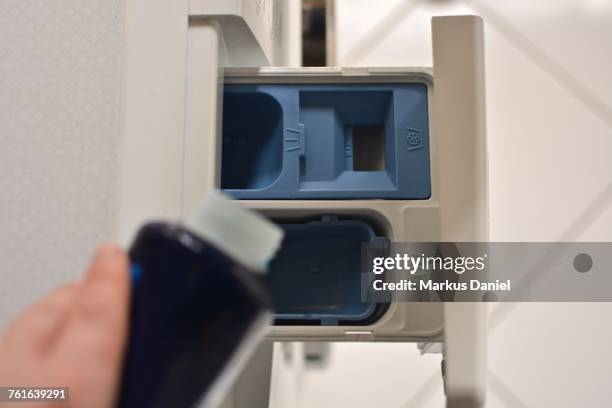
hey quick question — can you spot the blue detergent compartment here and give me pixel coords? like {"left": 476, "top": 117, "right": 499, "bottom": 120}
{"left": 269, "top": 215, "right": 389, "bottom": 325}
{"left": 221, "top": 83, "right": 431, "bottom": 199}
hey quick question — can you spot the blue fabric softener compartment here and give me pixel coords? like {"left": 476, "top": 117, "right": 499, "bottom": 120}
{"left": 268, "top": 215, "right": 390, "bottom": 326}
{"left": 221, "top": 83, "right": 431, "bottom": 199}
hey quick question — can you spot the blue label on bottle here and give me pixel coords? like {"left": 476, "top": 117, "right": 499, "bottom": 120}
{"left": 130, "top": 263, "right": 143, "bottom": 283}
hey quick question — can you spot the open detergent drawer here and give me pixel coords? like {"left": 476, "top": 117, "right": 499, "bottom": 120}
{"left": 218, "top": 72, "right": 440, "bottom": 334}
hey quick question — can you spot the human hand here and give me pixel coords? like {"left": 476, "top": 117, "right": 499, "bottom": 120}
{"left": 0, "top": 244, "right": 130, "bottom": 408}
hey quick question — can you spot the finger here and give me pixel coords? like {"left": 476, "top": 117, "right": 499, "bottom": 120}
{"left": 43, "top": 244, "right": 130, "bottom": 408}
{"left": 65, "top": 243, "right": 130, "bottom": 360}
{"left": 74, "top": 243, "right": 130, "bottom": 330}
{"left": 1, "top": 282, "right": 81, "bottom": 352}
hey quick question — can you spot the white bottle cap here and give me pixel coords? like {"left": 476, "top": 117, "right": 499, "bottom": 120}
{"left": 183, "top": 190, "right": 284, "bottom": 272}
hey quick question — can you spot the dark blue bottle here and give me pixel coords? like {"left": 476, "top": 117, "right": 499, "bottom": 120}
{"left": 118, "top": 192, "right": 283, "bottom": 408}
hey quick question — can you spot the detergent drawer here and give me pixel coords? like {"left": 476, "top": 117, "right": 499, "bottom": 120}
{"left": 221, "top": 83, "right": 431, "bottom": 199}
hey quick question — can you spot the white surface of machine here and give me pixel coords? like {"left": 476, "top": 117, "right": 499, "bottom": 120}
{"left": 115, "top": 1, "right": 488, "bottom": 406}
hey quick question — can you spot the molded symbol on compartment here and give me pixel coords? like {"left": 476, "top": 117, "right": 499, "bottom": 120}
{"left": 344, "top": 140, "right": 353, "bottom": 157}
{"left": 285, "top": 128, "right": 303, "bottom": 152}
{"left": 404, "top": 127, "right": 423, "bottom": 151}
